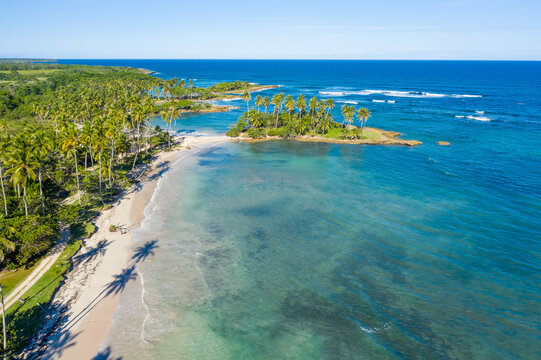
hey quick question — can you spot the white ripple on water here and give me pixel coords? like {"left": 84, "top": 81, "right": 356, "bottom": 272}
{"left": 455, "top": 115, "right": 491, "bottom": 122}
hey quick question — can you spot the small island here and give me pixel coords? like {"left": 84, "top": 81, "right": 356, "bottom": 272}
{"left": 226, "top": 92, "right": 421, "bottom": 146}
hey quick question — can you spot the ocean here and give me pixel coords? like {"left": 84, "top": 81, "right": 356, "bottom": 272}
{"left": 61, "top": 60, "right": 541, "bottom": 359}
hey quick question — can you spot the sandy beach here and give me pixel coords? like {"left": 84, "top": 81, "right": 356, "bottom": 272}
{"left": 24, "top": 135, "right": 228, "bottom": 360}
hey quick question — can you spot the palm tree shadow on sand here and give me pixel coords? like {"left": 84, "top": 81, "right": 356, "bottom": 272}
{"left": 131, "top": 240, "right": 159, "bottom": 264}
{"left": 24, "top": 240, "right": 160, "bottom": 358}
{"left": 92, "top": 346, "right": 123, "bottom": 360}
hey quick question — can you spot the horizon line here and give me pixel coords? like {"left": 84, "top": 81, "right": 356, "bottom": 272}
{"left": 2, "top": 58, "right": 541, "bottom": 62}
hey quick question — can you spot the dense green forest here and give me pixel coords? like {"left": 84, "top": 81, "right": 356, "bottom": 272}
{"left": 226, "top": 92, "right": 372, "bottom": 139}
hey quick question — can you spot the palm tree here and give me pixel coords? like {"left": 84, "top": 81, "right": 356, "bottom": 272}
{"left": 357, "top": 108, "right": 372, "bottom": 132}
{"left": 5, "top": 145, "right": 38, "bottom": 217}
{"left": 92, "top": 120, "right": 108, "bottom": 200}
{"left": 0, "top": 135, "right": 9, "bottom": 217}
{"left": 164, "top": 101, "right": 181, "bottom": 148}
{"left": 271, "top": 94, "right": 283, "bottom": 127}
{"left": 285, "top": 95, "right": 295, "bottom": 123}
{"left": 296, "top": 95, "right": 306, "bottom": 119}
{"left": 242, "top": 90, "right": 251, "bottom": 112}
{"left": 262, "top": 96, "right": 270, "bottom": 113}
{"left": 105, "top": 115, "right": 122, "bottom": 191}
{"left": 341, "top": 104, "right": 354, "bottom": 128}
{"left": 30, "top": 130, "right": 53, "bottom": 216}
{"left": 325, "top": 99, "right": 335, "bottom": 119}
{"left": 309, "top": 97, "right": 318, "bottom": 118}
{"left": 318, "top": 117, "right": 331, "bottom": 134}
{"left": 60, "top": 124, "right": 82, "bottom": 205}
{"left": 255, "top": 95, "right": 263, "bottom": 112}
{"left": 80, "top": 121, "right": 93, "bottom": 171}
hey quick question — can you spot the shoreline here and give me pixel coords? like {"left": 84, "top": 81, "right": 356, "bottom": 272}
{"left": 25, "top": 135, "right": 228, "bottom": 359}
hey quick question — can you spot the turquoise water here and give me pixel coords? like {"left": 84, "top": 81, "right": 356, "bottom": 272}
{"left": 59, "top": 61, "right": 541, "bottom": 359}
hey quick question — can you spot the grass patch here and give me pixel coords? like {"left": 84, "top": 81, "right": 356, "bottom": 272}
{"left": 0, "top": 259, "right": 43, "bottom": 298}
{"left": 0, "top": 69, "right": 60, "bottom": 75}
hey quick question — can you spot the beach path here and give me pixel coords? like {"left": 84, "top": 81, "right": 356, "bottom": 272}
{"left": 4, "top": 227, "right": 70, "bottom": 310}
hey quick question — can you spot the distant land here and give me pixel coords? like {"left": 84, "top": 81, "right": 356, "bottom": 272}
{"left": 0, "top": 58, "right": 58, "bottom": 63}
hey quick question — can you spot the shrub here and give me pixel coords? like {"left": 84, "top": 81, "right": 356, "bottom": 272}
{"left": 247, "top": 128, "right": 263, "bottom": 139}
{"left": 226, "top": 127, "right": 239, "bottom": 137}
{"left": 109, "top": 224, "right": 117, "bottom": 232}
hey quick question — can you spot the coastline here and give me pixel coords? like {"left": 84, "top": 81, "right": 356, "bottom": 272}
{"left": 232, "top": 127, "right": 422, "bottom": 146}
{"left": 25, "top": 135, "right": 228, "bottom": 359}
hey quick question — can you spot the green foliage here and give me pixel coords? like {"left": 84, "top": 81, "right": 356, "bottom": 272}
{"left": 109, "top": 224, "right": 117, "bottom": 232}
{"left": 0, "top": 216, "right": 58, "bottom": 268}
{"left": 210, "top": 80, "right": 250, "bottom": 92}
{"left": 226, "top": 127, "right": 239, "bottom": 137}
{"left": 246, "top": 128, "right": 263, "bottom": 139}
{"left": 226, "top": 92, "right": 373, "bottom": 141}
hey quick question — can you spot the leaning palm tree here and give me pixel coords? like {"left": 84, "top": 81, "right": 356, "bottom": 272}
{"left": 242, "top": 90, "right": 251, "bottom": 112}
{"left": 358, "top": 107, "right": 372, "bottom": 132}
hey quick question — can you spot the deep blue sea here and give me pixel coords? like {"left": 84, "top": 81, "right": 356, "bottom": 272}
{"left": 62, "top": 60, "right": 541, "bottom": 359}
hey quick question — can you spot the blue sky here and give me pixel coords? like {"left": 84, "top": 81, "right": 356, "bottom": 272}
{"left": 1, "top": 0, "right": 540, "bottom": 59}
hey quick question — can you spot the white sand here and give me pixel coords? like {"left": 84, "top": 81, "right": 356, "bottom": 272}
{"left": 24, "top": 135, "right": 228, "bottom": 359}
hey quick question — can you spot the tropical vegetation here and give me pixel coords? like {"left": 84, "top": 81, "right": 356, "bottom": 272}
{"left": 226, "top": 92, "right": 372, "bottom": 140}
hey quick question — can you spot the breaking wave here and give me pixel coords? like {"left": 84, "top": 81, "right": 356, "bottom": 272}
{"left": 455, "top": 115, "right": 491, "bottom": 122}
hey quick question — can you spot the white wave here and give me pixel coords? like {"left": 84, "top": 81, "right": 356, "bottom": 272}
{"left": 372, "top": 100, "right": 385, "bottom": 103}
{"left": 455, "top": 115, "right": 491, "bottom": 121}
{"left": 337, "top": 100, "right": 358, "bottom": 104}
{"left": 320, "top": 89, "right": 481, "bottom": 99}
{"left": 319, "top": 91, "right": 345, "bottom": 96}
{"left": 220, "top": 97, "right": 241, "bottom": 102}
{"left": 467, "top": 115, "right": 491, "bottom": 121}
{"left": 475, "top": 110, "right": 485, "bottom": 114}
{"left": 387, "top": 100, "right": 396, "bottom": 103}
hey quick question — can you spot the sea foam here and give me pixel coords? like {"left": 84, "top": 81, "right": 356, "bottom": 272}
{"left": 455, "top": 115, "right": 491, "bottom": 122}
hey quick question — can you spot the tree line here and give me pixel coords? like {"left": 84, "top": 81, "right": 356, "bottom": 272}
{"left": 227, "top": 91, "right": 371, "bottom": 139}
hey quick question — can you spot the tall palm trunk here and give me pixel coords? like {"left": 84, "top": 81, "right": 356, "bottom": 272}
{"left": 23, "top": 185, "right": 28, "bottom": 217}
{"left": 39, "top": 167, "right": 45, "bottom": 216}
{"left": 73, "top": 149, "right": 81, "bottom": 205}
{"left": 109, "top": 140, "right": 115, "bottom": 191}
{"left": 0, "top": 164, "right": 7, "bottom": 217}
{"left": 98, "top": 152, "right": 102, "bottom": 199}
{"left": 89, "top": 146, "right": 94, "bottom": 167}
